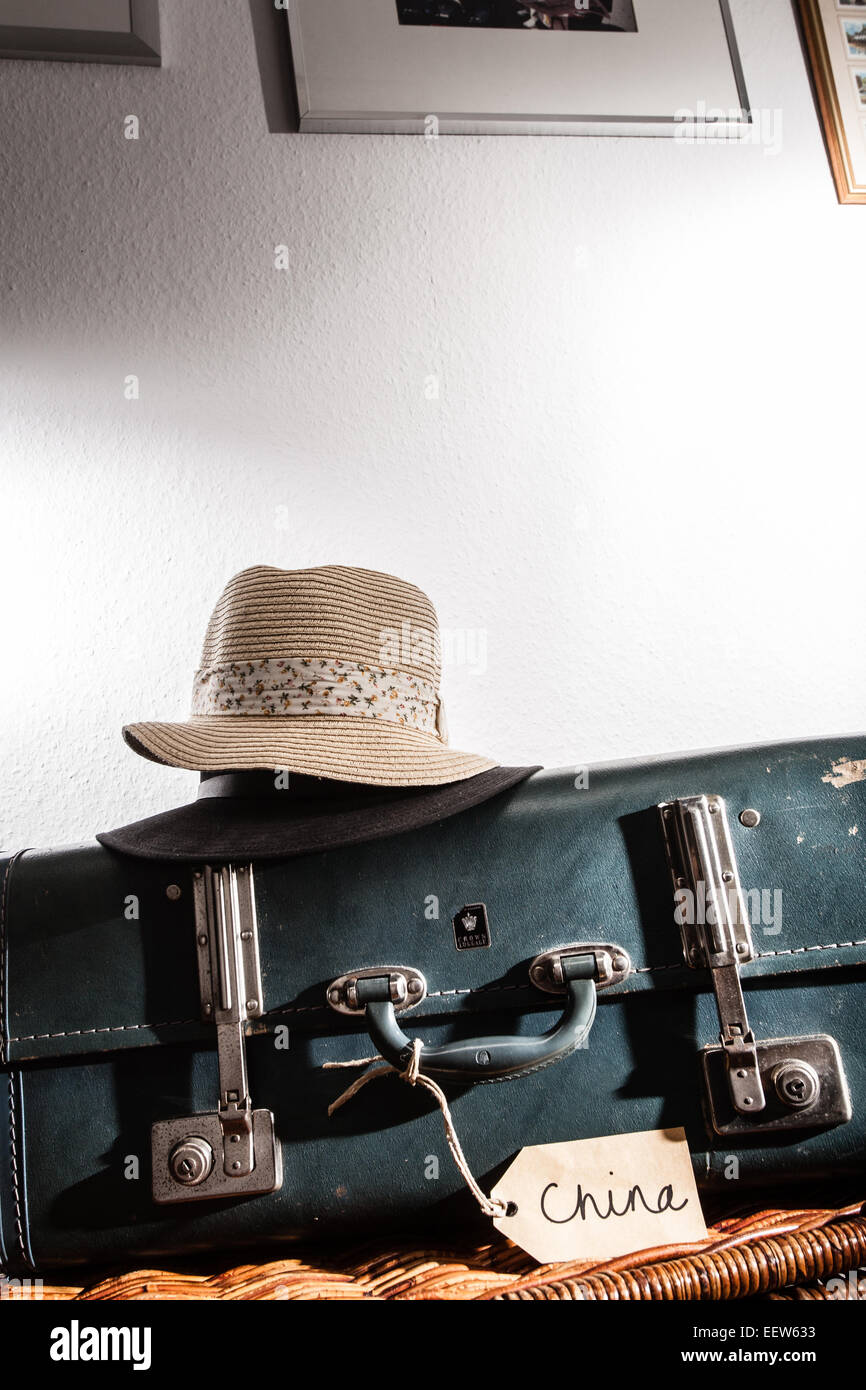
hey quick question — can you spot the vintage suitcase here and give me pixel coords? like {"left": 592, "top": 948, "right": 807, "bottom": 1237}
{"left": 1, "top": 734, "right": 864, "bottom": 1273}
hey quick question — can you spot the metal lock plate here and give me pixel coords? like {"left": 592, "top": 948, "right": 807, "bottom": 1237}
{"left": 152, "top": 1111, "right": 282, "bottom": 1204}
{"left": 702, "top": 1034, "right": 852, "bottom": 1137}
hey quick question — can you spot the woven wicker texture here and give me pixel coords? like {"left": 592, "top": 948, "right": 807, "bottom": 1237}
{"left": 24, "top": 1198, "right": 866, "bottom": 1301}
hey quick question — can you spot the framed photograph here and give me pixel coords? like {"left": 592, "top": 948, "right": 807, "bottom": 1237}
{"left": 285, "top": 0, "right": 751, "bottom": 137}
{"left": 799, "top": 0, "right": 866, "bottom": 202}
{"left": 841, "top": 16, "right": 866, "bottom": 57}
{"left": 0, "top": 0, "right": 160, "bottom": 67}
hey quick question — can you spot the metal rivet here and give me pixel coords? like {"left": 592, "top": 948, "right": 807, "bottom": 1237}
{"left": 231, "top": 1160, "right": 241, "bottom": 1171}
{"left": 204, "top": 1003, "right": 212, "bottom": 1015}
{"left": 739, "top": 808, "right": 761, "bottom": 828}
{"left": 722, "top": 871, "right": 733, "bottom": 882}
{"left": 198, "top": 934, "right": 208, "bottom": 947}
{"left": 736, "top": 1069, "right": 746, "bottom": 1078}
{"left": 743, "top": 1097, "right": 753, "bottom": 1106}
{"left": 408, "top": 979, "right": 422, "bottom": 994}
{"left": 328, "top": 988, "right": 341, "bottom": 1004}
{"left": 736, "top": 942, "right": 748, "bottom": 955}
{"left": 612, "top": 955, "right": 628, "bottom": 973}
{"left": 246, "top": 999, "right": 259, "bottom": 1012}
{"left": 166, "top": 884, "right": 182, "bottom": 901}
{"left": 241, "top": 930, "right": 253, "bottom": 941}
{"left": 708, "top": 802, "right": 719, "bottom": 813}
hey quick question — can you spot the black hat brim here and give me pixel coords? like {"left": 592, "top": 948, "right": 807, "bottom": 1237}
{"left": 96, "top": 765, "right": 540, "bottom": 862}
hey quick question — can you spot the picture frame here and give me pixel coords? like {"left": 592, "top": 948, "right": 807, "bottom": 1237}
{"left": 799, "top": 0, "right": 866, "bottom": 202}
{"left": 0, "top": 0, "right": 160, "bottom": 67}
{"left": 285, "top": 0, "right": 751, "bottom": 138}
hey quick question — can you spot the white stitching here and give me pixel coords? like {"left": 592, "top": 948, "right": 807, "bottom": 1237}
{"left": 5, "top": 936, "right": 866, "bottom": 1045}
{"left": 0, "top": 855, "right": 25, "bottom": 1068}
{"left": 264, "top": 1005, "right": 328, "bottom": 1017}
{"left": 7, "top": 1075, "right": 27, "bottom": 1264}
{"left": 630, "top": 938, "right": 866, "bottom": 973}
{"left": 754, "top": 938, "right": 866, "bottom": 959}
{"left": 7, "top": 1017, "right": 199, "bottom": 1044}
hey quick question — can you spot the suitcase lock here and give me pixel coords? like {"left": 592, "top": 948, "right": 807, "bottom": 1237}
{"left": 659, "top": 795, "right": 851, "bottom": 1136}
{"left": 151, "top": 864, "right": 283, "bottom": 1204}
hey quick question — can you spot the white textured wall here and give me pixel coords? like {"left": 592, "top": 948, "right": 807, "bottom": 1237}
{"left": 0, "top": 0, "right": 863, "bottom": 850}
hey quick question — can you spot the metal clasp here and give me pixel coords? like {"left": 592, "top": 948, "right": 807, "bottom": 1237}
{"left": 151, "top": 864, "right": 282, "bottom": 1204}
{"left": 659, "top": 794, "right": 765, "bottom": 1116}
{"left": 658, "top": 795, "right": 851, "bottom": 1136}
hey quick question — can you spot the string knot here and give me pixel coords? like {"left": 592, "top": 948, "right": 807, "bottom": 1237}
{"left": 403, "top": 1037, "right": 423, "bottom": 1084}
{"left": 324, "top": 1040, "right": 507, "bottom": 1221}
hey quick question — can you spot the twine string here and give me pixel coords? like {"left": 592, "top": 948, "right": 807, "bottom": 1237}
{"left": 325, "top": 1038, "right": 508, "bottom": 1220}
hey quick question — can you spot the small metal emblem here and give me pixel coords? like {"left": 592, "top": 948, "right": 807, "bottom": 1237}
{"left": 453, "top": 903, "right": 491, "bottom": 951}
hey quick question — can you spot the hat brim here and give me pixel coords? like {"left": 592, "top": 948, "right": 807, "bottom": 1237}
{"left": 97, "top": 765, "right": 541, "bottom": 861}
{"left": 123, "top": 714, "right": 497, "bottom": 787}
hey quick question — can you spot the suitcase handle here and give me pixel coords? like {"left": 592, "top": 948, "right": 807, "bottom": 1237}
{"left": 354, "top": 952, "right": 598, "bottom": 1083}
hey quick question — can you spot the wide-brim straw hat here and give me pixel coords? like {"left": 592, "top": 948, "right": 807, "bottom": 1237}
{"left": 123, "top": 564, "right": 499, "bottom": 786}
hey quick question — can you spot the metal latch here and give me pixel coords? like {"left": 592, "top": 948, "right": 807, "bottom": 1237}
{"left": 151, "top": 864, "right": 282, "bottom": 1204}
{"left": 659, "top": 794, "right": 765, "bottom": 1115}
{"left": 659, "top": 795, "right": 851, "bottom": 1135}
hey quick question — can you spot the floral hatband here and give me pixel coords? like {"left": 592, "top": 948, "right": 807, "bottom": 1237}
{"left": 191, "top": 657, "right": 440, "bottom": 734}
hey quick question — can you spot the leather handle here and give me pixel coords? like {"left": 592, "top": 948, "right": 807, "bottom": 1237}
{"left": 355, "top": 953, "right": 598, "bottom": 1083}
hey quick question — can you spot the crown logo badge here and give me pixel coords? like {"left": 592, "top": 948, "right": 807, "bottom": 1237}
{"left": 452, "top": 903, "right": 490, "bottom": 952}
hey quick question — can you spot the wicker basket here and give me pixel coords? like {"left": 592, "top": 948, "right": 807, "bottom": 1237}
{"left": 18, "top": 1194, "right": 866, "bottom": 1301}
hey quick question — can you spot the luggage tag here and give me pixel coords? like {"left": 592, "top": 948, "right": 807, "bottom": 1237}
{"left": 490, "top": 1127, "right": 708, "bottom": 1264}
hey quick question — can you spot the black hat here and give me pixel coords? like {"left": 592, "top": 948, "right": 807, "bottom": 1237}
{"left": 97, "top": 765, "right": 540, "bottom": 862}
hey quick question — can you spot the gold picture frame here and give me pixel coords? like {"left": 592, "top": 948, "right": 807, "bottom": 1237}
{"left": 800, "top": 0, "right": 866, "bottom": 203}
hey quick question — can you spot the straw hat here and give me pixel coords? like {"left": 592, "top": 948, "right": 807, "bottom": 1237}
{"left": 123, "top": 564, "right": 499, "bottom": 786}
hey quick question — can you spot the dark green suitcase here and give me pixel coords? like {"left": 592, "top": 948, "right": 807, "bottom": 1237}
{"left": 1, "top": 735, "right": 864, "bottom": 1272}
